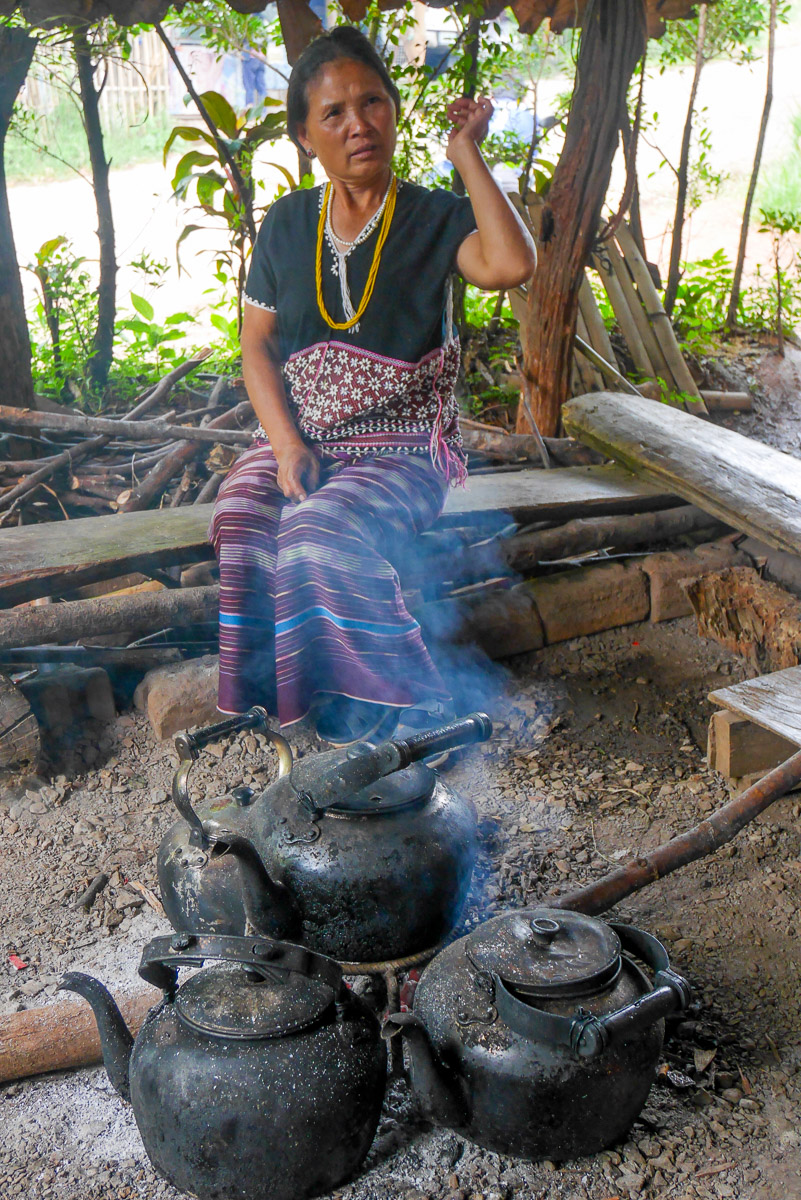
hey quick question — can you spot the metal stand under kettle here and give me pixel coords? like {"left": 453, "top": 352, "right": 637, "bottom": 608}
{"left": 157, "top": 708, "right": 492, "bottom": 964}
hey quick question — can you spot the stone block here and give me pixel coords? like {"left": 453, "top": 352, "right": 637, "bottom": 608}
{"left": 641, "top": 539, "right": 749, "bottom": 623}
{"left": 18, "top": 665, "right": 116, "bottom": 735}
{"left": 527, "top": 561, "right": 649, "bottom": 644}
{"left": 134, "top": 654, "right": 220, "bottom": 741}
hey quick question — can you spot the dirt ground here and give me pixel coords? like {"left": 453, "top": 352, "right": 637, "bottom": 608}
{"left": 3, "top": 347, "right": 801, "bottom": 1199}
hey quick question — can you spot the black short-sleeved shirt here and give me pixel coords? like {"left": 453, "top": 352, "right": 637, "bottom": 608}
{"left": 244, "top": 180, "right": 476, "bottom": 363}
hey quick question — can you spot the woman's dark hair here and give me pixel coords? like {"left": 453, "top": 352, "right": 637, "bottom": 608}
{"left": 287, "top": 26, "right": 401, "bottom": 150}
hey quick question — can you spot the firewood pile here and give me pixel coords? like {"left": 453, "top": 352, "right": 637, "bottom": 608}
{"left": 0, "top": 351, "right": 259, "bottom": 527}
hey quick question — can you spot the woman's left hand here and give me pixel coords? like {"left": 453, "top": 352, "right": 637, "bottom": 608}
{"left": 446, "top": 95, "right": 493, "bottom": 163}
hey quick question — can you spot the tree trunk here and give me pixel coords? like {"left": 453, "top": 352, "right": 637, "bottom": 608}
{"left": 0, "top": 28, "right": 37, "bottom": 412}
{"left": 517, "top": 0, "right": 647, "bottom": 437}
{"left": 726, "top": 0, "right": 777, "bottom": 329}
{"left": 664, "top": 5, "right": 708, "bottom": 317}
{"left": 73, "top": 28, "right": 116, "bottom": 392}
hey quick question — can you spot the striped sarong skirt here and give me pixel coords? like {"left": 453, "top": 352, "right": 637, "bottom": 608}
{"left": 209, "top": 444, "right": 451, "bottom": 725}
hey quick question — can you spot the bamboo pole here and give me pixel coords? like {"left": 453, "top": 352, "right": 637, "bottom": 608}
{"left": 592, "top": 249, "right": 654, "bottom": 377}
{"left": 615, "top": 223, "right": 707, "bottom": 409}
{"left": 578, "top": 274, "right": 618, "bottom": 368}
{"left": 605, "top": 239, "right": 673, "bottom": 382}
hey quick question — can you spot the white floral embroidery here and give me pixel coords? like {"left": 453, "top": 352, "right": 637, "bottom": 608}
{"left": 244, "top": 293, "right": 277, "bottom": 313}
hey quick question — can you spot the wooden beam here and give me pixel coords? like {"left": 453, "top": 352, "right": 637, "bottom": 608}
{"left": 563, "top": 392, "right": 801, "bottom": 556}
{"left": 0, "top": 466, "right": 678, "bottom": 607}
{"left": 709, "top": 665, "right": 801, "bottom": 748}
{"left": 707, "top": 708, "right": 798, "bottom": 779}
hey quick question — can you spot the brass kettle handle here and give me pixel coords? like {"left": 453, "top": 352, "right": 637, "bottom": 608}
{"left": 171, "top": 706, "right": 293, "bottom": 847}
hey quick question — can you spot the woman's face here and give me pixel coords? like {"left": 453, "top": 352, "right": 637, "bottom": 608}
{"left": 298, "top": 58, "right": 397, "bottom": 185}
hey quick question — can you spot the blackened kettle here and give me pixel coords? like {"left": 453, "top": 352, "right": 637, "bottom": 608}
{"left": 157, "top": 708, "right": 491, "bottom": 964}
{"left": 385, "top": 907, "right": 692, "bottom": 1160}
{"left": 60, "top": 935, "right": 386, "bottom": 1200}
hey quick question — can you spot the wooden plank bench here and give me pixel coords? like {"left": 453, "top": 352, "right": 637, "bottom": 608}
{"left": 0, "top": 464, "right": 678, "bottom": 608}
{"left": 708, "top": 666, "right": 801, "bottom": 784}
{"left": 563, "top": 392, "right": 801, "bottom": 556}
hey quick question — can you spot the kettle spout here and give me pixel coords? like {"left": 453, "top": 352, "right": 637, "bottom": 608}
{"left": 58, "top": 972, "right": 134, "bottom": 1101}
{"left": 218, "top": 831, "right": 301, "bottom": 941}
{"left": 384, "top": 1012, "right": 468, "bottom": 1130}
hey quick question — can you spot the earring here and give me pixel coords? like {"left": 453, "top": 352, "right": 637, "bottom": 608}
{"left": 305, "top": 148, "right": 316, "bottom": 159}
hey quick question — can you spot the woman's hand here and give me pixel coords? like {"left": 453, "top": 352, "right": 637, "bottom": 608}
{"left": 275, "top": 441, "right": 321, "bottom": 503}
{"left": 446, "top": 95, "right": 493, "bottom": 165}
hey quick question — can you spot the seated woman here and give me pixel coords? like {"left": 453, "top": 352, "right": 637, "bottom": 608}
{"left": 210, "top": 25, "right": 536, "bottom": 745}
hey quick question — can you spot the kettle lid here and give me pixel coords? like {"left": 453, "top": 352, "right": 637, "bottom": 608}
{"left": 466, "top": 907, "right": 622, "bottom": 1000}
{"left": 175, "top": 964, "right": 334, "bottom": 1040}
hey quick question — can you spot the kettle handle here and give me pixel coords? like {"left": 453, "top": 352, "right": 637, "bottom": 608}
{"left": 494, "top": 924, "right": 692, "bottom": 1061}
{"left": 138, "top": 933, "right": 343, "bottom": 997}
{"left": 171, "top": 706, "right": 293, "bottom": 847}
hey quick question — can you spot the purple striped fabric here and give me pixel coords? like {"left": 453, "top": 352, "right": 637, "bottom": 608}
{"left": 209, "top": 445, "right": 451, "bottom": 726}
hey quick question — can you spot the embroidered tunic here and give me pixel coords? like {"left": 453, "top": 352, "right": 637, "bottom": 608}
{"left": 244, "top": 180, "right": 476, "bottom": 479}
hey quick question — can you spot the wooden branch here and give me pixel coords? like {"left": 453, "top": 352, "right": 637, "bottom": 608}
{"left": 460, "top": 427, "right": 603, "bottom": 466}
{"left": 0, "top": 404, "right": 252, "bottom": 447}
{"left": 120, "top": 399, "right": 252, "bottom": 513}
{"left": 554, "top": 744, "right": 801, "bottom": 916}
{"left": 0, "top": 352, "right": 215, "bottom": 513}
{"left": 0, "top": 585, "right": 219, "bottom": 649}
{"left": 0, "top": 988, "right": 158, "bottom": 1084}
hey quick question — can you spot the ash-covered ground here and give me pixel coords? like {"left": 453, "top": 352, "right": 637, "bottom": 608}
{"left": 2, "top": 614, "right": 800, "bottom": 1200}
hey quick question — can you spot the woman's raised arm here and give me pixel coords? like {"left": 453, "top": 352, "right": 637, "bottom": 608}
{"left": 447, "top": 96, "right": 537, "bottom": 291}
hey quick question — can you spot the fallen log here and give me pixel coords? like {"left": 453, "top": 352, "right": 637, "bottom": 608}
{"left": 554, "top": 744, "right": 801, "bottom": 916}
{"left": 0, "top": 988, "right": 159, "bottom": 1084}
{"left": 460, "top": 427, "right": 604, "bottom": 467}
{"left": 563, "top": 392, "right": 801, "bottom": 556}
{"left": 406, "top": 504, "right": 726, "bottom": 591}
{"left": 0, "top": 403, "right": 253, "bottom": 448}
{"left": 0, "top": 584, "right": 220, "bottom": 649}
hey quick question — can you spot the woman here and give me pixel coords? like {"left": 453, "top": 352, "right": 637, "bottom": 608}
{"left": 210, "top": 25, "right": 536, "bottom": 744}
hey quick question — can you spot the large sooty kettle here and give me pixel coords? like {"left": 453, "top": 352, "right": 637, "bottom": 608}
{"left": 385, "top": 907, "right": 692, "bottom": 1161}
{"left": 60, "top": 934, "right": 387, "bottom": 1200}
{"left": 158, "top": 708, "right": 492, "bottom": 964}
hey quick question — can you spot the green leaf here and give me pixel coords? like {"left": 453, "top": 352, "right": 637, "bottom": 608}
{"left": 36, "top": 236, "right": 67, "bottom": 265}
{"left": 163, "top": 125, "right": 216, "bottom": 165}
{"left": 171, "top": 150, "right": 218, "bottom": 191}
{"left": 198, "top": 91, "right": 239, "bottom": 139}
{"left": 165, "top": 312, "right": 193, "bottom": 325}
{"left": 210, "top": 312, "right": 234, "bottom": 335}
{"left": 197, "top": 174, "right": 225, "bottom": 207}
{"left": 265, "top": 161, "right": 298, "bottom": 192}
{"left": 130, "top": 293, "right": 154, "bottom": 321}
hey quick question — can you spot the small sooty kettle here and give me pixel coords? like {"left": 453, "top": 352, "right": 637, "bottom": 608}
{"left": 385, "top": 907, "right": 692, "bottom": 1161}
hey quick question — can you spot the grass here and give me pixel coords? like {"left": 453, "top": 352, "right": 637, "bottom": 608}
{"left": 6, "top": 100, "right": 173, "bottom": 185}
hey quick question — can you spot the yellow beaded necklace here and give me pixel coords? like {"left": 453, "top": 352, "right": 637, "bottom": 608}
{"left": 315, "top": 176, "right": 397, "bottom": 331}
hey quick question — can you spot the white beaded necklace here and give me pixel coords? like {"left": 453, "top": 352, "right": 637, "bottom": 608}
{"left": 323, "top": 176, "right": 395, "bottom": 328}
